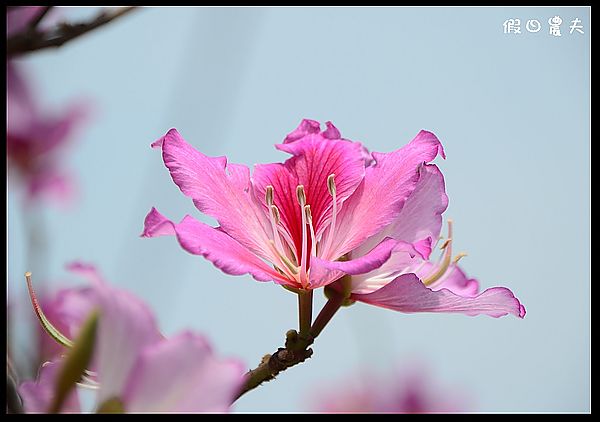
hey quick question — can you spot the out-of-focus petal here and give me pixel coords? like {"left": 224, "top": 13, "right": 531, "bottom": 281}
{"left": 122, "top": 331, "right": 245, "bottom": 413}
{"left": 18, "top": 361, "right": 81, "bottom": 413}
{"left": 94, "top": 283, "right": 163, "bottom": 405}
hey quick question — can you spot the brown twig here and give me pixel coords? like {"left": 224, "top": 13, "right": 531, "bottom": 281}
{"left": 235, "top": 330, "right": 314, "bottom": 401}
{"left": 7, "top": 6, "right": 137, "bottom": 57}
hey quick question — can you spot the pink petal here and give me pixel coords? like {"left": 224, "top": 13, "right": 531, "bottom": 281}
{"left": 352, "top": 273, "right": 526, "bottom": 318}
{"left": 25, "top": 169, "right": 76, "bottom": 206}
{"left": 416, "top": 262, "right": 480, "bottom": 297}
{"left": 6, "top": 6, "right": 45, "bottom": 36}
{"left": 352, "top": 164, "right": 448, "bottom": 258}
{"left": 253, "top": 121, "right": 366, "bottom": 255}
{"left": 309, "top": 238, "right": 398, "bottom": 289}
{"left": 38, "top": 285, "right": 97, "bottom": 362}
{"left": 93, "top": 282, "right": 163, "bottom": 404}
{"left": 122, "top": 331, "right": 245, "bottom": 413}
{"left": 153, "top": 128, "right": 273, "bottom": 259}
{"left": 283, "top": 118, "right": 321, "bottom": 143}
{"left": 349, "top": 240, "right": 426, "bottom": 295}
{"left": 142, "top": 208, "right": 292, "bottom": 286}
{"left": 18, "top": 361, "right": 81, "bottom": 413}
{"left": 325, "top": 130, "right": 445, "bottom": 259}
{"left": 65, "top": 261, "right": 106, "bottom": 287}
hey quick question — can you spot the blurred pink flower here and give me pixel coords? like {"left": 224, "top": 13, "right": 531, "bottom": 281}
{"left": 312, "top": 363, "right": 469, "bottom": 413}
{"left": 35, "top": 284, "right": 97, "bottom": 364}
{"left": 6, "top": 6, "right": 45, "bottom": 36}
{"left": 143, "top": 119, "right": 523, "bottom": 318}
{"left": 6, "top": 61, "right": 89, "bottom": 206}
{"left": 19, "top": 263, "right": 246, "bottom": 413}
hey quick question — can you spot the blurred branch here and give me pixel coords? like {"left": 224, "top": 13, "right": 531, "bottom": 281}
{"left": 7, "top": 6, "right": 137, "bottom": 57}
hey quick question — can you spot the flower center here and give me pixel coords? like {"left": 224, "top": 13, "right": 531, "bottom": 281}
{"left": 265, "top": 174, "right": 337, "bottom": 288}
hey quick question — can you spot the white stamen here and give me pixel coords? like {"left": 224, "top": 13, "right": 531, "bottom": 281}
{"left": 268, "top": 240, "right": 298, "bottom": 276}
{"left": 298, "top": 186, "right": 308, "bottom": 287}
{"left": 305, "top": 205, "right": 317, "bottom": 257}
{"left": 423, "top": 220, "right": 454, "bottom": 286}
{"left": 452, "top": 252, "right": 468, "bottom": 264}
{"left": 322, "top": 174, "right": 337, "bottom": 259}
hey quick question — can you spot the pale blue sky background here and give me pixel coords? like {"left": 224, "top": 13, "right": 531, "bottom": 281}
{"left": 7, "top": 6, "right": 590, "bottom": 412}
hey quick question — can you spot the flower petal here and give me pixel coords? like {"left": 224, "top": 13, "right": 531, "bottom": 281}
{"left": 142, "top": 208, "right": 292, "bottom": 286}
{"left": 122, "top": 331, "right": 245, "bottom": 413}
{"left": 416, "top": 262, "right": 480, "bottom": 297}
{"left": 352, "top": 273, "right": 526, "bottom": 318}
{"left": 309, "top": 238, "right": 398, "bottom": 289}
{"left": 349, "top": 240, "right": 427, "bottom": 295}
{"left": 351, "top": 164, "right": 448, "bottom": 258}
{"left": 324, "top": 131, "right": 445, "bottom": 259}
{"left": 38, "top": 285, "right": 97, "bottom": 362}
{"left": 18, "top": 361, "right": 81, "bottom": 413}
{"left": 283, "top": 118, "right": 321, "bottom": 143}
{"left": 253, "top": 121, "right": 366, "bottom": 255}
{"left": 152, "top": 129, "right": 273, "bottom": 259}
{"left": 93, "top": 282, "right": 163, "bottom": 404}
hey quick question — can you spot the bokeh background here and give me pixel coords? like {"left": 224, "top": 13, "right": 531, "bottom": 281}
{"left": 7, "top": 6, "right": 590, "bottom": 412}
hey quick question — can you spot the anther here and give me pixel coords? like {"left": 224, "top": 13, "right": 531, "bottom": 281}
{"left": 452, "top": 252, "right": 468, "bottom": 264}
{"left": 271, "top": 205, "right": 281, "bottom": 224}
{"left": 296, "top": 185, "right": 306, "bottom": 206}
{"left": 265, "top": 185, "right": 274, "bottom": 206}
{"left": 440, "top": 238, "right": 452, "bottom": 250}
{"left": 304, "top": 204, "right": 313, "bottom": 223}
{"left": 327, "top": 174, "right": 336, "bottom": 196}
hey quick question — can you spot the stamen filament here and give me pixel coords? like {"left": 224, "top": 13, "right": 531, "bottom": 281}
{"left": 423, "top": 220, "right": 454, "bottom": 286}
{"left": 297, "top": 185, "right": 308, "bottom": 287}
{"left": 25, "top": 272, "right": 73, "bottom": 348}
{"left": 268, "top": 240, "right": 298, "bottom": 276}
{"left": 322, "top": 174, "right": 337, "bottom": 259}
{"left": 305, "top": 205, "right": 317, "bottom": 257}
{"left": 452, "top": 252, "right": 468, "bottom": 264}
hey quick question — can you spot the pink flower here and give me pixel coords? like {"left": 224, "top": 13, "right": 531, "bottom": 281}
{"left": 312, "top": 363, "right": 469, "bottom": 413}
{"left": 142, "top": 119, "right": 524, "bottom": 318}
{"left": 19, "top": 263, "right": 246, "bottom": 413}
{"left": 6, "top": 6, "right": 46, "bottom": 36}
{"left": 6, "top": 61, "right": 89, "bottom": 206}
